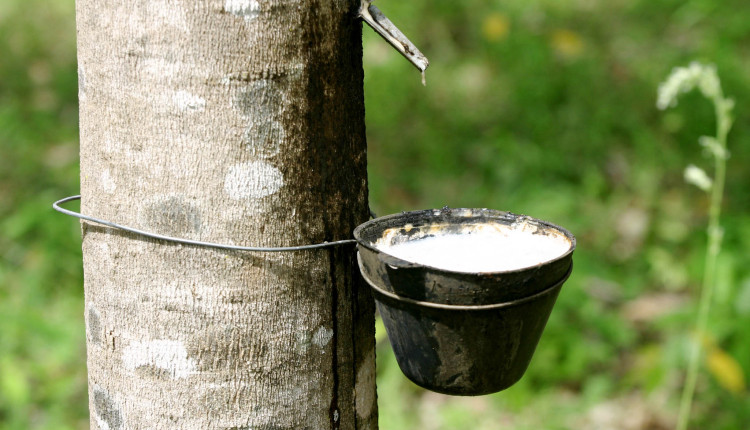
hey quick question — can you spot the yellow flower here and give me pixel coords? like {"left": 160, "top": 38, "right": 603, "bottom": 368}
{"left": 551, "top": 29, "right": 584, "bottom": 60}
{"left": 707, "top": 347, "right": 746, "bottom": 394}
{"left": 482, "top": 13, "right": 510, "bottom": 42}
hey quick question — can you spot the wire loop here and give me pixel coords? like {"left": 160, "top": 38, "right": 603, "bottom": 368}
{"left": 53, "top": 195, "right": 358, "bottom": 252}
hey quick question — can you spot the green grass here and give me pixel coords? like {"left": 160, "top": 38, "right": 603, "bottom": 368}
{"left": 2, "top": 0, "right": 750, "bottom": 428}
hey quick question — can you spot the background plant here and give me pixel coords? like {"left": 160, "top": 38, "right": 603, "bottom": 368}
{"left": 657, "top": 62, "right": 741, "bottom": 430}
{"left": 2, "top": 0, "right": 750, "bottom": 429}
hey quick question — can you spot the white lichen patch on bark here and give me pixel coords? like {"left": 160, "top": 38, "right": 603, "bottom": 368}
{"left": 101, "top": 133, "right": 122, "bottom": 154}
{"left": 91, "top": 241, "right": 113, "bottom": 272}
{"left": 99, "top": 131, "right": 165, "bottom": 178}
{"left": 100, "top": 169, "right": 116, "bottom": 193}
{"left": 77, "top": 66, "right": 87, "bottom": 102}
{"left": 140, "top": 57, "right": 184, "bottom": 82}
{"left": 224, "top": 161, "right": 284, "bottom": 199}
{"left": 122, "top": 339, "right": 196, "bottom": 379}
{"left": 225, "top": 0, "right": 261, "bottom": 20}
{"left": 311, "top": 326, "right": 334, "bottom": 348}
{"left": 173, "top": 90, "right": 206, "bottom": 112}
{"left": 149, "top": 0, "right": 189, "bottom": 32}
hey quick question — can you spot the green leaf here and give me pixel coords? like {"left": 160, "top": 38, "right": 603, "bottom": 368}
{"left": 735, "top": 278, "right": 750, "bottom": 316}
{"left": 0, "top": 357, "right": 30, "bottom": 407}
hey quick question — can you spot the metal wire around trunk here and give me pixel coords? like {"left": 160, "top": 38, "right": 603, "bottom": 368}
{"left": 53, "top": 195, "right": 360, "bottom": 252}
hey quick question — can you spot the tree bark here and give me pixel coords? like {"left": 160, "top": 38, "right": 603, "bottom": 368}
{"left": 76, "top": 0, "right": 376, "bottom": 428}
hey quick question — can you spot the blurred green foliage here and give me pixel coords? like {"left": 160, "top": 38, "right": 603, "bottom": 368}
{"left": 0, "top": 0, "right": 87, "bottom": 429}
{"left": 1, "top": 0, "right": 749, "bottom": 428}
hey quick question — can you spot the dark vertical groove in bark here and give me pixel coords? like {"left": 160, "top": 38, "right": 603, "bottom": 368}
{"left": 349, "top": 259, "right": 361, "bottom": 428}
{"left": 328, "top": 249, "right": 340, "bottom": 430}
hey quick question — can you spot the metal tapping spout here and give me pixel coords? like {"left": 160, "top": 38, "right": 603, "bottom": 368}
{"left": 359, "top": 1, "right": 429, "bottom": 83}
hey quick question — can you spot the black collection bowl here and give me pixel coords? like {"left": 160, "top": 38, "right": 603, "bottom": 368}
{"left": 354, "top": 208, "right": 576, "bottom": 395}
{"left": 354, "top": 208, "right": 576, "bottom": 306}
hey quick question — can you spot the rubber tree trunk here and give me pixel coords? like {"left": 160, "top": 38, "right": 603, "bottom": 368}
{"left": 75, "top": 0, "right": 376, "bottom": 428}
